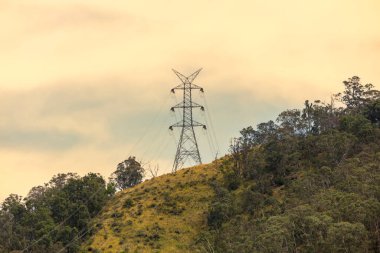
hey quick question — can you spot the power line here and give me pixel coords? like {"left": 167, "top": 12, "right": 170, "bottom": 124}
{"left": 202, "top": 127, "right": 216, "bottom": 160}
{"left": 140, "top": 113, "right": 171, "bottom": 159}
{"left": 126, "top": 93, "right": 171, "bottom": 157}
{"left": 201, "top": 111, "right": 217, "bottom": 156}
{"left": 201, "top": 92, "right": 220, "bottom": 154}
{"left": 56, "top": 207, "right": 109, "bottom": 253}
{"left": 21, "top": 186, "right": 105, "bottom": 252}
{"left": 57, "top": 227, "right": 91, "bottom": 253}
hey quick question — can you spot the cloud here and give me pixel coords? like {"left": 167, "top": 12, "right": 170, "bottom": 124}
{"left": 0, "top": 2, "right": 123, "bottom": 35}
{"left": 0, "top": 78, "right": 173, "bottom": 153}
{"left": 0, "top": 128, "right": 83, "bottom": 151}
{"left": 1, "top": 0, "right": 380, "bottom": 201}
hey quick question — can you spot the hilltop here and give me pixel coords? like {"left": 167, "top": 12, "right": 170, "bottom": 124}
{"left": 80, "top": 163, "right": 222, "bottom": 253}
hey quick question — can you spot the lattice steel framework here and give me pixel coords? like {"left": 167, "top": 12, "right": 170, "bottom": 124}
{"left": 169, "top": 69, "right": 206, "bottom": 172}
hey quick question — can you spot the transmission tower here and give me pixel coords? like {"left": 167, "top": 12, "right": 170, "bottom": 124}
{"left": 169, "top": 68, "right": 206, "bottom": 172}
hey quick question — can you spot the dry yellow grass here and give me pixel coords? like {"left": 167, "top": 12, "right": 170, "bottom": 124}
{"left": 80, "top": 162, "right": 220, "bottom": 253}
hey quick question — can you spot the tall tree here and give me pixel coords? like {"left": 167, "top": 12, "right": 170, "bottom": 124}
{"left": 110, "top": 157, "right": 145, "bottom": 190}
{"left": 336, "top": 76, "right": 376, "bottom": 109}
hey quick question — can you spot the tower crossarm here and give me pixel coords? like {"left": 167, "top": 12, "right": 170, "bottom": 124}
{"left": 171, "top": 83, "right": 204, "bottom": 93}
{"left": 172, "top": 68, "right": 202, "bottom": 84}
{"left": 169, "top": 120, "right": 206, "bottom": 130}
{"left": 171, "top": 69, "right": 204, "bottom": 93}
{"left": 170, "top": 101, "right": 204, "bottom": 111}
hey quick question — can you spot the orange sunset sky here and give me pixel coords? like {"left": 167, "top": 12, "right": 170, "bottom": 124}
{"left": 0, "top": 0, "right": 380, "bottom": 200}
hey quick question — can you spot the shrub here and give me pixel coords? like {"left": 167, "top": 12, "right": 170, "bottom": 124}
{"left": 123, "top": 199, "right": 134, "bottom": 209}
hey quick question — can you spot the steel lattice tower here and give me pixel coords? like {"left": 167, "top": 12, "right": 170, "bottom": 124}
{"left": 169, "top": 68, "right": 206, "bottom": 172}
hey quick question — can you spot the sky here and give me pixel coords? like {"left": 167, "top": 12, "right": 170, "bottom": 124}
{"left": 0, "top": 0, "right": 379, "bottom": 201}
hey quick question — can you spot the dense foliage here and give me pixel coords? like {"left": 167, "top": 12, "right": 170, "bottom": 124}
{"left": 109, "top": 156, "right": 145, "bottom": 190}
{"left": 0, "top": 173, "right": 114, "bottom": 253}
{"left": 203, "top": 76, "right": 380, "bottom": 253}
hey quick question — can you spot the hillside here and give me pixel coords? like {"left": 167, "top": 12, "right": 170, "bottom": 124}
{"left": 1, "top": 76, "right": 379, "bottom": 253}
{"left": 80, "top": 163, "right": 221, "bottom": 253}
{"left": 81, "top": 76, "right": 380, "bottom": 253}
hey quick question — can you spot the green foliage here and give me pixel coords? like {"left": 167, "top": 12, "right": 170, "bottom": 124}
{"left": 123, "top": 198, "right": 134, "bottom": 209}
{"left": 336, "top": 76, "right": 378, "bottom": 110}
{"left": 207, "top": 200, "right": 234, "bottom": 229}
{"left": 241, "top": 189, "right": 268, "bottom": 215}
{"left": 110, "top": 156, "right": 145, "bottom": 190}
{"left": 303, "top": 131, "right": 356, "bottom": 167}
{"left": 364, "top": 98, "right": 380, "bottom": 124}
{"left": 326, "top": 222, "right": 368, "bottom": 252}
{"left": 206, "top": 76, "right": 380, "bottom": 253}
{"left": 222, "top": 168, "right": 241, "bottom": 191}
{"left": 0, "top": 173, "right": 112, "bottom": 253}
{"left": 156, "top": 192, "right": 185, "bottom": 215}
{"left": 207, "top": 184, "right": 236, "bottom": 229}
{"left": 340, "top": 114, "right": 376, "bottom": 142}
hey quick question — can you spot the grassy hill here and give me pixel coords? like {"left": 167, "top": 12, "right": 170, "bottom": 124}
{"left": 80, "top": 162, "right": 221, "bottom": 253}
{"left": 79, "top": 77, "right": 380, "bottom": 253}
{"left": 2, "top": 76, "right": 378, "bottom": 253}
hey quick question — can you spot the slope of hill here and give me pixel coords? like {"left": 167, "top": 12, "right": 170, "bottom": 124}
{"left": 80, "top": 163, "right": 221, "bottom": 253}
{"left": 2, "top": 76, "right": 378, "bottom": 253}
{"left": 80, "top": 76, "right": 380, "bottom": 253}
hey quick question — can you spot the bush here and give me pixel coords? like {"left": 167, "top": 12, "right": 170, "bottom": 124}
{"left": 223, "top": 169, "right": 241, "bottom": 191}
{"left": 123, "top": 199, "right": 134, "bottom": 209}
{"left": 241, "top": 189, "right": 267, "bottom": 215}
{"left": 340, "top": 114, "right": 375, "bottom": 141}
{"left": 207, "top": 196, "right": 235, "bottom": 229}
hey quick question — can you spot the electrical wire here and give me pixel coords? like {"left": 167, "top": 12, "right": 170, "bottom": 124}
{"left": 126, "top": 93, "right": 171, "bottom": 157}
{"left": 200, "top": 92, "right": 220, "bottom": 155}
{"left": 201, "top": 111, "right": 217, "bottom": 157}
{"left": 139, "top": 114, "right": 170, "bottom": 160}
{"left": 36, "top": 85, "right": 220, "bottom": 252}
{"left": 21, "top": 186, "right": 106, "bottom": 252}
{"left": 56, "top": 206, "right": 110, "bottom": 253}
{"left": 143, "top": 132, "right": 172, "bottom": 167}
{"left": 56, "top": 227, "right": 92, "bottom": 253}
{"left": 21, "top": 92, "right": 186, "bottom": 252}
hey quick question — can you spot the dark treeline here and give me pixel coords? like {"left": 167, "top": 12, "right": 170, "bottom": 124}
{"left": 203, "top": 76, "right": 380, "bottom": 252}
{"left": 0, "top": 173, "right": 115, "bottom": 253}
{"left": 0, "top": 155, "right": 144, "bottom": 252}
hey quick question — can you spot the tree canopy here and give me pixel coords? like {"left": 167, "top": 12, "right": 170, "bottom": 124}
{"left": 110, "top": 156, "right": 145, "bottom": 190}
{"left": 204, "top": 76, "right": 380, "bottom": 253}
{"left": 0, "top": 173, "right": 113, "bottom": 253}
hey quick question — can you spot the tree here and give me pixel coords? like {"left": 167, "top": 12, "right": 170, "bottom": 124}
{"left": 0, "top": 172, "right": 113, "bottom": 253}
{"left": 253, "top": 120, "right": 278, "bottom": 145}
{"left": 110, "top": 156, "right": 144, "bottom": 190}
{"left": 206, "top": 76, "right": 380, "bottom": 253}
{"left": 363, "top": 98, "right": 380, "bottom": 125}
{"left": 326, "top": 222, "right": 368, "bottom": 252}
{"left": 146, "top": 164, "right": 160, "bottom": 178}
{"left": 229, "top": 127, "right": 255, "bottom": 178}
{"left": 336, "top": 76, "right": 376, "bottom": 110}
{"left": 1, "top": 194, "right": 26, "bottom": 221}
{"left": 256, "top": 216, "right": 294, "bottom": 253}
{"left": 276, "top": 109, "right": 303, "bottom": 135}
{"left": 301, "top": 99, "right": 341, "bottom": 134}
{"left": 0, "top": 210, "right": 19, "bottom": 251}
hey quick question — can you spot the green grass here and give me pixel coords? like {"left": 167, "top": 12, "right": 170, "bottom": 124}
{"left": 80, "top": 162, "right": 221, "bottom": 253}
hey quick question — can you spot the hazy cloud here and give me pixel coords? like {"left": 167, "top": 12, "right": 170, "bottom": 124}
{"left": 0, "top": 0, "right": 379, "bottom": 200}
{"left": 0, "top": 128, "right": 83, "bottom": 151}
